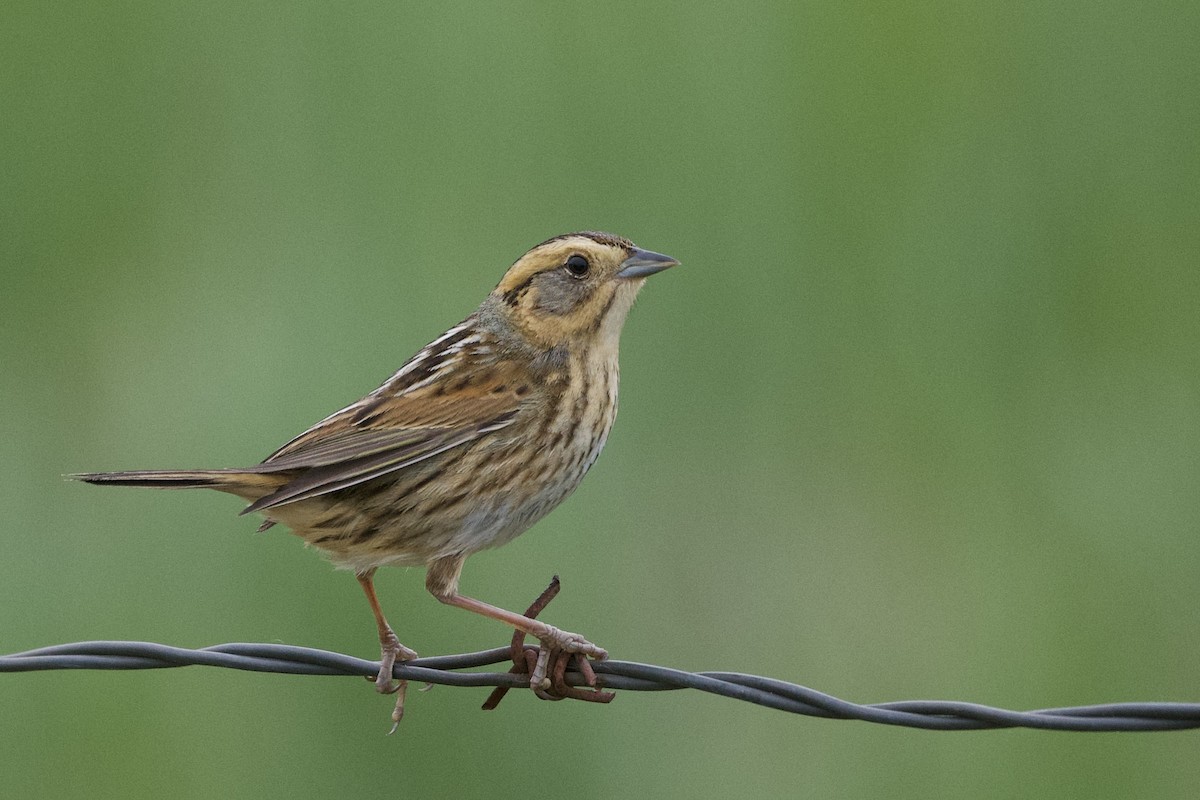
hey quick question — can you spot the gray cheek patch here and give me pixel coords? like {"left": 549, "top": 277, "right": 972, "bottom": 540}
{"left": 531, "top": 272, "right": 590, "bottom": 316}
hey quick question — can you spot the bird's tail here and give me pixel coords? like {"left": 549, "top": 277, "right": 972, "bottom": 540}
{"left": 72, "top": 469, "right": 248, "bottom": 490}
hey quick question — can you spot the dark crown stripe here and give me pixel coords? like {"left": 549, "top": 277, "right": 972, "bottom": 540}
{"left": 531, "top": 231, "right": 634, "bottom": 251}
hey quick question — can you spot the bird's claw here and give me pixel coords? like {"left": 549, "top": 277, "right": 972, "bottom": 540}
{"left": 370, "top": 632, "right": 418, "bottom": 694}
{"left": 365, "top": 631, "right": 418, "bottom": 731}
{"left": 529, "top": 625, "right": 607, "bottom": 689}
{"left": 386, "top": 681, "right": 408, "bottom": 735}
{"left": 481, "top": 577, "right": 615, "bottom": 710}
{"left": 536, "top": 624, "right": 608, "bottom": 659}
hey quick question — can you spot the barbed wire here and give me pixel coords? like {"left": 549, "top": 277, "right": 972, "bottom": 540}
{"left": 4, "top": 639, "right": 1198, "bottom": 732}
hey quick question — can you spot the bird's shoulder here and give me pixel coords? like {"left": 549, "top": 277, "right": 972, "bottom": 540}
{"left": 257, "top": 315, "right": 554, "bottom": 467}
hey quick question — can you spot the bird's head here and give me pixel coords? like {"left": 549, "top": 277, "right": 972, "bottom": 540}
{"left": 487, "top": 231, "right": 679, "bottom": 351}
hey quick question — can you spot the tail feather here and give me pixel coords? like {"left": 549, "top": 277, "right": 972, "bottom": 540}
{"left": 72, "top": 469, "right": 241, "bottom": 489}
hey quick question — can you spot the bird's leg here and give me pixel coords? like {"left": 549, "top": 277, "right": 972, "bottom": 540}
{"left": 425, "top": 557, "right": 607, "bottom": 692}
{"left": 356, "top": 568, "right": 418, "bottom": 698}
{"left": 482, "top": 576, "right": 562, "bottom": 710}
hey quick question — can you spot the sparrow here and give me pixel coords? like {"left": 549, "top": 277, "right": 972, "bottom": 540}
{"left": 76, "top": 231, "right": 679, "bottom": 723}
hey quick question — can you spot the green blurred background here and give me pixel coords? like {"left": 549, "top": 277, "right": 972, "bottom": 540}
{"left": 3, "top": 2, "right": 1199, "bottom": 797}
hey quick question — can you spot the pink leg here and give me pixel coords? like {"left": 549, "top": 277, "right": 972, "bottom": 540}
{"left": 356, "top": 569, "right": 418, "bottom": 730}
{"left": 425, "top": 557, "right": 607, "bottom": 690}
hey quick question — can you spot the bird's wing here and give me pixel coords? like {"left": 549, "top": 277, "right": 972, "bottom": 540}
{"left": 240, "top": 387, "right": 522, "bottom": 515}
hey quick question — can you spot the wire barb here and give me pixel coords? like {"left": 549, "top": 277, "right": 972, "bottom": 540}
{"left": 479, "top": 575, "right": 615, "bottom": 710}
{"left": 3, "top": 639, "right": 1198, "bottom": 731}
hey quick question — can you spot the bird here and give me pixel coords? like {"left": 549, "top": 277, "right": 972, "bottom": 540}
{"left": 75, "top": 231, "right": 679, "bottom": 723}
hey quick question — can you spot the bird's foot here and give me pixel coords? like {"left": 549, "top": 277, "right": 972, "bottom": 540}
{"left": 368, "top": 631, "right": 418, "bottom": 733}
{"left": 528, "top": 626, "right": 607, "bottom": 693}
{"left": 372, "top": 630, "right": 419, "bottom": 694}
{"left": 481, "top": 577, "right": 615, "bottom": 710}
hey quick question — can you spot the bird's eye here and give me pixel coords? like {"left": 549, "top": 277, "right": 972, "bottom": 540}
{"left": 564, "top": 254, "right": 590, "bottom": 278}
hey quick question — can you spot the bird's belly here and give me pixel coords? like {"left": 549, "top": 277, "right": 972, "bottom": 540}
{"left": 265, "top": 430, "right": 605, "bottom": 573}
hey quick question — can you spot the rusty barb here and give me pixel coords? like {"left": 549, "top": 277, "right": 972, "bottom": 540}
{"left": 481, "top": 576, "right": 616, "bottom": 710}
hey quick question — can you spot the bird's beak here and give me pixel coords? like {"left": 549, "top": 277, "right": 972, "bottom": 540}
{"left": 616, "top": 248, "right": 680, "bottom": 280}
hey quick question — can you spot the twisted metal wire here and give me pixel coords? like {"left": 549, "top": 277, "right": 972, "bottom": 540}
{"left": 4, "top": 639, "right": 1197, "bottom": 732}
